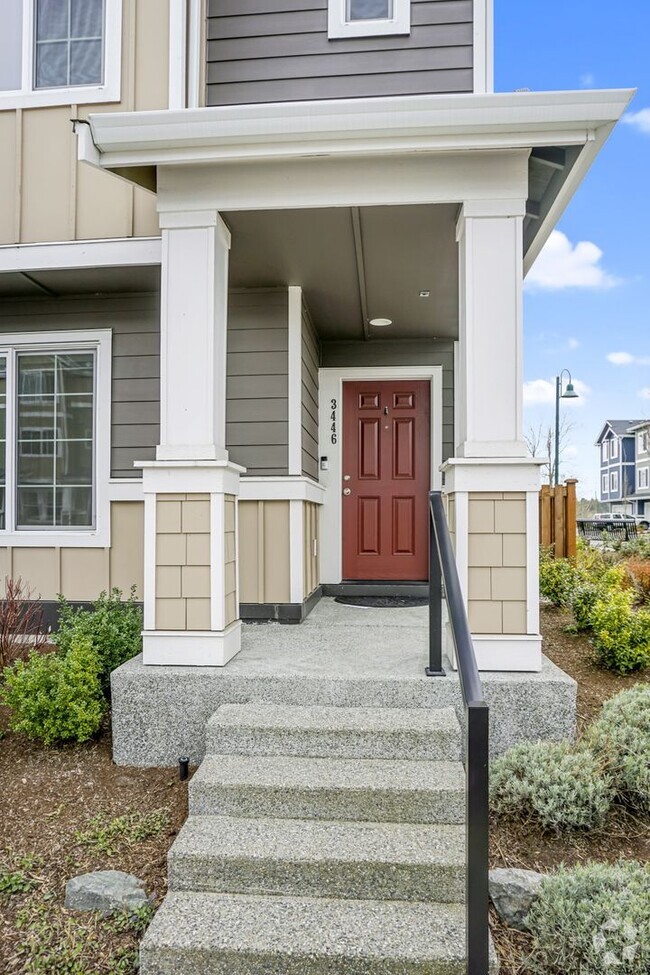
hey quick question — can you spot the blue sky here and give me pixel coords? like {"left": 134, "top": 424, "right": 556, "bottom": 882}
{"left": 495, "top": 1, "right": 650, "bottom": 497}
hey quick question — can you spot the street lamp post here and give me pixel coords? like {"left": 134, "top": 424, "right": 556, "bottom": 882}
{"left": 554, "top": 369, "right": 579, "bottom": 486}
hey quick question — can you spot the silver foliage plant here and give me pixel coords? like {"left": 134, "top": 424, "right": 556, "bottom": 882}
{"left": 584, "top": 686, "right": 650, "bottom": 815}
{"left": 490, "top": 740, "right": 612, "bottom": 831}
{"left": 525, "top": 861, "right": 650, "bottom": 975}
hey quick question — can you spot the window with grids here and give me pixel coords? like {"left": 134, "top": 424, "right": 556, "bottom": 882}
{"left": 610, "top": 470, "right": 619, "bottom": 493}
{"left": 639, "top": 468, "right": 650, "bottom": 491}
{"left": 0, "top": 350, "right": 96, "bottom": 531}
{"left": 601, "top": 473, "right": 608, "bottom": 496}
{"left": 34, "top": 0, "right": 105, "bottom": 89}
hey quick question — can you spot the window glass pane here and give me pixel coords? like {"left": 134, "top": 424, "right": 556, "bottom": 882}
{"left": 71, "top": 0, "right": 104, "bottom": 39}
{"left": 348, "top": 0, "right": 392, "bottom": 20}
{"left": 35, "top": 40, "right": 69, "bottom": 88}
{"left": 17, "top": 351, "right": 95, "bottom": 529}
{"left": 0, "top": 0, "right": 23, "bottom": 92}
{"left": 36, "top": 0, "right": 70, "bottom": 40}
{"left": 70, "top": 40, "right": 103, "bottom": 85}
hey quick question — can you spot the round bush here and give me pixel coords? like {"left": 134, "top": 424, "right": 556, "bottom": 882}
{"left": 525, "top": 861, "right": 650, "bottom": 974}
{"left": 1, "top": 637, "right": 105, "bottom": 745}
{"left": 584, "top": 686, "right": 650, "bottom": 815}
{"left": 490, "top": 740, "right": 612, "bottom": 831}
{"left": 539, "top": 555, "right": 577, "bottom": 608}
{"left": 590, "top": 590, "right": 650, "bottom": 674}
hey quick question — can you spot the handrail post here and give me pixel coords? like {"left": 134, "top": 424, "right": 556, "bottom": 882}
{"left": 426, "top": 491, "right": 445, "bottom": 677}
{"left": 466, "top": 702, "right": 490, "bottom": 975}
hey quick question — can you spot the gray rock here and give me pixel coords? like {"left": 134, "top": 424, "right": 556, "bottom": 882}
{"left": 65, "top": 870, "right": 149, "bottom": 915}
{"left": 489, "top": 867, "right": 545, "bottom": 931}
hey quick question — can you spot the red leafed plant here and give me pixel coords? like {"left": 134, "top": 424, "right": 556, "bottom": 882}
{"left": 626, "top": 559, "right": 650, "bottom": 604}
{"left": 0, "top": 577, "right": 49, "bottom": 673}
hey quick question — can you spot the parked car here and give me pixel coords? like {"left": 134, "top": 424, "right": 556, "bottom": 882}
{"left": 592, "top": 512, "right": 649, "bottom": 529}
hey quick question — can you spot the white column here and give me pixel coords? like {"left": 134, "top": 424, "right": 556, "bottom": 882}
{"left": 447, "top": 200, "right": 543, "bottom": 673}
{"left": 455, "top": 201, "right": 527, "bottom": 459}
{"left": 158, "top": 210, "right": 230, "bottom": 462}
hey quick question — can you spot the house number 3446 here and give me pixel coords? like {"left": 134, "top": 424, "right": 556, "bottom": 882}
{"left": 330, "top": 398, "right": 337, "bottom": 445}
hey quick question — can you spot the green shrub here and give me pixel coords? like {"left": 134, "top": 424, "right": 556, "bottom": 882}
{"left": 539, "top": 553, "right": 577, "bottom": 607}
{"left": 584, "top": 687, "right": 650, "bottom": 815}
{"left": 569, "top": 565, "right": 627, "bottom": 632}
{"left": 0, "top": 637, "right": 105, "bottom": 744}
{"left": 490, "top": 740, "right": 612, "bottom": 830}
{"left": 54, "top": 587, "right": 143, "bottom": 693}
{"left": 525, "top": 861, "right": 650, "bottom": 974}
{"left": 590, "top": 589, "right": 650, "bottom": 674}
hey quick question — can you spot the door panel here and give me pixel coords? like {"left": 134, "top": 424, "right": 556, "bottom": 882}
{"left": 342, "top": 380, "right": 430, "bottom": 581}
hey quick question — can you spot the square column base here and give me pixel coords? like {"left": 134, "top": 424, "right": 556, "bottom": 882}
{"left": 142, "top": 621, "right": 242, "bottom": 667}
{"left": 446, "top": 623, "right": 542, "bottom": 672}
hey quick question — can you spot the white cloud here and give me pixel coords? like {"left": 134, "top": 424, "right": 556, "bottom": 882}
{"left": 568, "top": 337, "right": 580, "bottom": 350}
{"left": 639, "top": 388, "right": 650, "bottom": 400}
{"left": 523, "top": 377, "right": 590, "bottom": 407}
{"left": 525, "top": 231, "right": 619, "bottom": 291}
{"left": 580, "top": 73, "right": 595, "bottom": 87}
{"left": 623, "top": 109, "right": 650, "bottom": 134}
{"left": 607, "top": 351, "right": 650, "bottom": 366}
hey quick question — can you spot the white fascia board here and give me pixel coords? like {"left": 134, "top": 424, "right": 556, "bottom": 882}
{"left": 83, "top": 89, "right": 635, "bottom": 168}
{"left": 0, "top": 237, "right": 162, "bottom": 273}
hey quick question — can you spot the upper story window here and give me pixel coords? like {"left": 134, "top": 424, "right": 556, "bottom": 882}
{"left": 601, "top": 441, "right": 608, "bottom": 462}
{"left": 601, "top": 473, "right": 608, "bottom": 496}
{"left": 610, "top": 470, "right": 619, "bottom": 493}
{"left": 610, "top": 438, "right": 619, "bottom": 459}
{"left": 638, "top": 467, "right": 649, "bottom": 491}
{"left": 638, "top": 430, "right": 649, "bottom": 454}
{"left": 0, "top": 0, "right": 121, "bottom": 109}
{"left": 328, "top": 0, "right": 410, "bottom": 38}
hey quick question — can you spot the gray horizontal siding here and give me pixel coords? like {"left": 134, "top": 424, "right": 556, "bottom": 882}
{"left": 206, "top": 0, "right": 473, "bottom": 106}
{"left": 321, "top": 339, "right": 454, "bottom": 462}
{"left": 226, "top": 290, "right": 289, "bottom": 476}
{"left": 0, "top": 294, "right": 160, "bottom": 479}
{"left": 301, "top": 301, "right": 320, "bottom": 480}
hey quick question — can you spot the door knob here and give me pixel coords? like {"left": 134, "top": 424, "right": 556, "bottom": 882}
{"left": 343, "top": 474, "right": 351, "bottom": 481}
{"left": 343, "top": 488, "right": 351, "bottom": 496}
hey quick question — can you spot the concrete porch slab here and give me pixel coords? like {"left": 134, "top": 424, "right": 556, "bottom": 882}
{"left": 111, "top": 599, "right": 576, "bottom": 767}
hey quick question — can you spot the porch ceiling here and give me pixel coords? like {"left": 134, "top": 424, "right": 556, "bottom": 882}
{"left": 227, "top": 203, "right": 458, "bottom": 341}
{"left": 0, "top": 264, "right": 160, "bottom": 299}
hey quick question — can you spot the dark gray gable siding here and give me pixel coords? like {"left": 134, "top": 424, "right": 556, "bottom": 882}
{"left": 321, "top": 338, "right": 454, "bottom": 462}
{"left": 301, "top": 300, "right": 320, "bottom": 479}
{"left": 206, "top": 0, "right": 473, "bottom": 106}
{"left": 0, "top": 293, "right": 161, "bottom": 479}
{"left": 226, "top": 289, "right": 289, "bottom": 475}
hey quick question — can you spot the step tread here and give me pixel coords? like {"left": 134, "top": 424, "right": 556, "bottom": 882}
{"left": 170, "top": 814, "right": 465, "bottom": 867}
{"left": 140, "top": 892, "right": 487, "bottom": 972}
{"left": 192, "top": 753, "right": 464, "bottom": 792}
{"left": 208, "top": 703, "right": 461, "bottom": 734}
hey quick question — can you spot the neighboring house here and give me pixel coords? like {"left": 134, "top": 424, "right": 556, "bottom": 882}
{"left": 595, "top": 420, "right": 641, "bottom": 514}
{"left": 629, "top": 420, "right": 650, "bottom": 517}
{"left": 0, "top": 2, "right": 632, "bottom": 679}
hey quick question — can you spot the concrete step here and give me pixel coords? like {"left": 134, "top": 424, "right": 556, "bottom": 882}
{"left": 140, "top": 892, "right": 499, "bottom": 975}
{"left": 189, "top": 754, "right": 464, "bottom": 824}
{"left": 206, "top": 703, "right": 462, "bottom": 761}
{"left": 168, "top": 814, "right": 465, "bottom": 902}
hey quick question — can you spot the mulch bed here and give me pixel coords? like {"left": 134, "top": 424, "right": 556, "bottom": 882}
{"left": 0, "top": 603, "right": 647, "bottom": 973}
{"left": 489, "top": 603, "right": 650, "bottom": 974}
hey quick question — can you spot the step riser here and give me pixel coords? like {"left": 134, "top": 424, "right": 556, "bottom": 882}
{"left": 140, "top": 948, "right": 467, "bottom": 975}
{"left": 206, "top": 728, "right": 462, "bottom": 762}
{"left": 168, "top": 854, "right": 464, "bottom": 903}
{"left": 189, "top": 784, "right": 464, "bottom": 824}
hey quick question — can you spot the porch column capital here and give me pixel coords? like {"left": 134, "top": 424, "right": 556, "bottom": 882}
{"left": 158, "top": 208, "right": 232, "bottom": 245}
{"left": 456, "top": 198, "right": 527, "bottom": 238}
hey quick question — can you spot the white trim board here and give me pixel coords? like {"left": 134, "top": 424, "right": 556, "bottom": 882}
{"left": 0, "top": 238, "right": 162, "bottom": 274}
{"left": 319, "top": 366, "right": 443, "bottom": 584}
{"left": 287, "top": 286, "right": 303, "bottom": 477}
{"left": 239, "top": 476, "right": 325, "bottom": 504}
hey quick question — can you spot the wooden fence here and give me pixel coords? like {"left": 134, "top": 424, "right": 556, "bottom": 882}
{"left": 540, "top": 479, "right": 577, "bottom": 559}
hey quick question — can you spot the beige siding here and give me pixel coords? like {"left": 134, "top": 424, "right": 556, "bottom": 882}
{"left": 0, "top": 0, "right": 169, "bottom": 245}
{"left": 0, "top": 501, "right": 143, "bottom": 601}
{"left": 303, "top": 501, "right": 320, "bottom": 598}
{"left": 465, "top": 492, "right": 528, "bottom": 636}
{"left": 238, "top": 499, "right": 290, "bottom": 604}
{"left": 155, "top": 493, "right": 211, "bottom": 631}
{"left": 224, "top": 495, "right": 238, "bottom": 625}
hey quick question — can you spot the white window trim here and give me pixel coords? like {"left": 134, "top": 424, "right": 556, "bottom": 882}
{"left": 0, "top": 329, "right": 111, "bottom": 547}
{"left": 0, "top": 0, "right": 122, "bottom": 110}
{"left": 639, "top": 467, "right": 649, "bottom": 491}
{"left": 601, "top": 441, "right": 608, "bottom": 462}
{"left": 601, "top": 473, "right": 608, "bottom": 496}
{"left": 610, "top": 470, "right": 619, "bottom": 493}
{"left": 610, "top": 437, "right": 618, "bottom": 459}
{"left": 328, "top": 0, "right": 410, "bottom": 38}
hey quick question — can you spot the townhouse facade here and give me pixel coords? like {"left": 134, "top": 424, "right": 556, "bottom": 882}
{"left": 596, "top": 419, "right": 650, "bottom": 520}
{"left": 0, "top": 1, "right": 632, "bottom": 676}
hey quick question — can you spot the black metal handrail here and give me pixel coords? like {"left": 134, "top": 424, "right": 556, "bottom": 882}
{"left": 427, "top": 490, "right": 490, "bottom": 975}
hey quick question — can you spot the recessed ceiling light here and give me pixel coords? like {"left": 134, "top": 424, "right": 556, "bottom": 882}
{"left": 369, "top": 318, "right": 392, "bottom": 327}
{"left": 419, "top": 290, "right": 431, "bottom": 298}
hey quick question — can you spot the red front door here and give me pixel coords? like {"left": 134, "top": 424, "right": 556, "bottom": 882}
{"left": 342, "top": 380, "right": 430, "bottom": 581}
